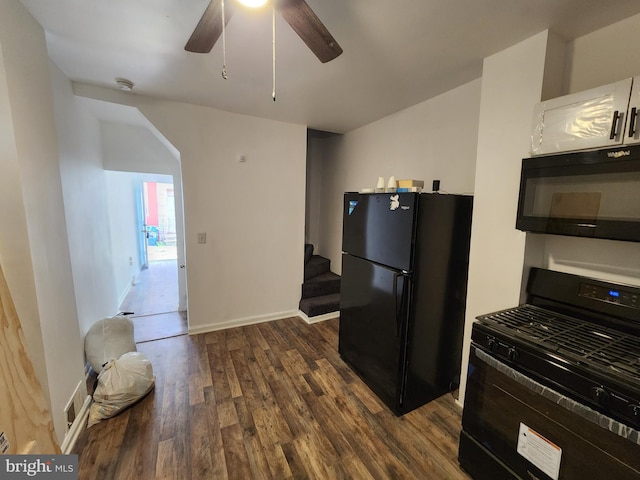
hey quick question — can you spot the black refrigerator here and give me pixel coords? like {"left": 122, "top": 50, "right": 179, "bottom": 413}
{"left": 339, "top": 192, "right": 473, "bottom": 415}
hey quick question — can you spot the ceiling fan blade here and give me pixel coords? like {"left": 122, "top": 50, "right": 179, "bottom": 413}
{"left": 185, "top": 0, "right": 235, "bottom": 53}
{"left": 277, "top": 0, "right": 343, "bottom": 63}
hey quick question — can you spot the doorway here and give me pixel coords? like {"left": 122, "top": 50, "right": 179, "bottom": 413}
{"left": 111, "top": 173, "right": 187, "bottom": 342}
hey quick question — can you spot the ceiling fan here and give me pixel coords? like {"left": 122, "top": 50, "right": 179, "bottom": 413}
{"left": 185, "top": 0, "right": 343, "bottom": 63}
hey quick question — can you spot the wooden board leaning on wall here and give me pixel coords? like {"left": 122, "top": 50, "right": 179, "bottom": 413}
{"left": 0, "top": 262, "right": 60, "bottom": 454}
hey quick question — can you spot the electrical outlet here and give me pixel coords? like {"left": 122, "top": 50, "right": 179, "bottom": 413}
{"left": 197, "top": 232, "right": 207, "bottom": 244}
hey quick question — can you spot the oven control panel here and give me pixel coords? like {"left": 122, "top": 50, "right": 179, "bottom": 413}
{"left": 579, "top": 282, "right": 639, "bottom": 309}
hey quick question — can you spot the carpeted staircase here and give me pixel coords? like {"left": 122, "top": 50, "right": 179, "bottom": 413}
{"left": 299, "top": 244, "right": 341, "bottom": 318}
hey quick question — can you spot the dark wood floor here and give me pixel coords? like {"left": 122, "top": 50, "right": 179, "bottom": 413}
{"left": 74, "top": 317, "right": 471, "bottom": 479}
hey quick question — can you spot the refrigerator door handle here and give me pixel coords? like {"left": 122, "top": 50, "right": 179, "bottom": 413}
{"left": 393, "top": 272, "right": 407, "bottom": 337}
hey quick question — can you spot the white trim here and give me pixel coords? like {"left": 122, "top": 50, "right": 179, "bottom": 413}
{"left": 61, "top": 395, "right": 92, "bottom": 454}
{"left": 116, "top": 280, "right": 133, "bottom": 311}
{"left": 298, "top": 310, "right": 339, "bottom": 324}
{"left": 187, "top": 309, "right": 300, "bottom": 335}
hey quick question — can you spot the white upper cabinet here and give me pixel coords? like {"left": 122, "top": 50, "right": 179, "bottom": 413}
{"left": 530, "top": 78, "right": 634, "bottom": 155}
{"left": 625, "top": 77, "right": 640, "bottom": 145}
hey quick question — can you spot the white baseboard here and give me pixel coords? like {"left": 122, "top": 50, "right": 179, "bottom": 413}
{"left": 117, "top": 284, "right": 132, "bottom": 311}
{"left": 61, "top": 395, "right": 92, "bottom": 454}
{"left": 188, "top": 309, "right": 301, "bottom": 335}
{"left": 298, "top": 310, "right": 339, "bottom": 324}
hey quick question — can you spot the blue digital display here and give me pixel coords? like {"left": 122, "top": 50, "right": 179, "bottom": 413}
{"left": 609, "top": 290, "right": 620, "bottom": 298}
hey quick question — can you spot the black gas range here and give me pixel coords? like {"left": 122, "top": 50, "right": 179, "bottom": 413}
{"left": 459, "top": 268, "right": 640, "bottom": 480}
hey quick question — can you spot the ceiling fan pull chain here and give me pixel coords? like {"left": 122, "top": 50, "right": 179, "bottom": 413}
{"left": 272, "top": 4, "right": 276, "bottom": 101}
{"left": 221, "top": 0, "right": 228, "bottom": 79}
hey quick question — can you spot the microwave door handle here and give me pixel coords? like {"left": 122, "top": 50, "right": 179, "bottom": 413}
{"left": 610, "top": 110, "right": 622, "bottom": 140}
{"left": 629, "top": 107, "right": 638, "bottom": 138}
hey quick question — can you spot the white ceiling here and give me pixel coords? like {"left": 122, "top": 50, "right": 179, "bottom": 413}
{"left": 19, "top": 0, "right": 640, "bottom": 133}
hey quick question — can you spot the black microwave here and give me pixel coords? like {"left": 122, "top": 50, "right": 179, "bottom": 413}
{"left": 516, "top": 145, "right": 640, "bottom": 242}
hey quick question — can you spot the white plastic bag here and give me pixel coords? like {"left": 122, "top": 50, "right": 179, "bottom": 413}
{"left": 85, "top": 316, "right": 136, "bottom": 373}
{"left": 87, "top": 351, "right": 155, "bottom": 427}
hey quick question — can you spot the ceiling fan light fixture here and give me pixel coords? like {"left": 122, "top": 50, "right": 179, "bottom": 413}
{"left": 237, "top": 0, "right": 268, "bottom": 8}
{"left": 185, "top": 0, "right": 343, "bottom": 63}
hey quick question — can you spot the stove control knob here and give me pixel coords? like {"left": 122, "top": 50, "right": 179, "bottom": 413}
{"left": 629, "top": 404, "right": 640, "bottom": 419}
{"left": 507, "top": 347, "right": 519, "bottom": 363}
{"left": 591, "top": 386, "right": 610, "bottom": 405}
{"left": 487, "top": 337, "right": 496, "bottom": 352}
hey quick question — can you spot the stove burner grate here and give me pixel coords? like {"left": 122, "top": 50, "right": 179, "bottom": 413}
{"left": 479, "top": 305, "right": 640, "bottom": 383}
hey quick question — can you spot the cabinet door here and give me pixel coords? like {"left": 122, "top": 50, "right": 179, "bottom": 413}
{"left": 530, "top": 78, "right": 632, "bottom": 155}
{"left": 625, "top": 76, "right": 640, "bottom": 145}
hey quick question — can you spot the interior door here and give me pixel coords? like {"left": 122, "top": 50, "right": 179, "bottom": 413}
{"left": 338, "top": 253, "right": 409, "bottom": 413}
{"left": 135, "top": 181, "right": 149, "bottom": 270}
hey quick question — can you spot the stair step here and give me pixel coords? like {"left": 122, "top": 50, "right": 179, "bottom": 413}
{"left": 302, "top": 272, "right": 341, "bottom": 299}
{"left": 304, "top": 255, "right": 331, "bottom": 281}
{"left": 304, "top": 244, "right": 314, "bottom": 264}
{"left": 299, "top": 293, "right": 340, "bottom": 318}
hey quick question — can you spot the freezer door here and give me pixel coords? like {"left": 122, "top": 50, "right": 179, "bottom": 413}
{"left": 342, "top": 192, "right": 418, "bottom": 271}
{"left": 338, "top": 253, "right": 410, "bottom": 414}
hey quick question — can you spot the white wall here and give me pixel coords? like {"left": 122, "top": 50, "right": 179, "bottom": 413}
{"left": 130, "top": 98, "right": 308, "bottom": 332}
{"left": 305, "top": 131, "right": 327, "bottom": 250}
{"left": 105, "top": 171, "right": 145, "bottom": 307}
{"left": 0, "top": 0, "right": 85, "bottom": 446}
{"left": 564, "top": 12, "right": 640, "bottom": 94}
{"left": 317, "top": 79, "right": 482, "bottom": 272}
{"left": 51, "top": 64, "right": 120, "bottom": 338}
{"left": 458, "top": 31, "right": 551, "bottom": 403}
{"left": 539, "top": 235, "right": 640, "bottom": 285}
{"left": 102, "top": 122, "right": 179, "bottom": 174}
